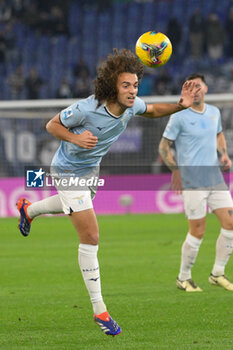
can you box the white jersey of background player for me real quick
[17,49,199,336]
[159,73,233,292]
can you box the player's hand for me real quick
[178,81,201,109]
[221,154,232,171]
[73,130,98,149]
[170,169,183,194]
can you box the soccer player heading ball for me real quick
[17,49,200,335]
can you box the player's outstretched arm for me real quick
[46,114,98,149]
[141,81,199,119]
[159,137,182,192]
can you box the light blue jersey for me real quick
[163,104,224,188]
[51,95,146,176]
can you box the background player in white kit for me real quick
[17,49,199,335]
[159,73,233,292]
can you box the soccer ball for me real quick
[135,31,172,68]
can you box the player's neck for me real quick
[105,102,126,117]
[190,102,205,113]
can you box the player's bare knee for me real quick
[189,219,206,238]
[191,231,205,239]
[221,220,233,231]
[85,230,99,245]
[189,222,206,239]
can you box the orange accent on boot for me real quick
[94,311,110,321]
[17,198,33,223]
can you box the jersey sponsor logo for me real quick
[201,120,206,129]
[63,107,73,119]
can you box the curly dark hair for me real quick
[94,48,144,106]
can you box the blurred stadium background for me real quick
[1,3,233,349]
[0,0,233,99]
[0,0,233,217]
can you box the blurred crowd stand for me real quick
[0,0,231,99]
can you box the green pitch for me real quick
[1,214,233,350]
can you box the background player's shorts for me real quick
[182,186,233,220]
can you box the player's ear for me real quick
[204,84,208,94]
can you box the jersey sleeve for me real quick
[60,101,85,128]
[132,96,147,115]
[216,108,222,134]
[163,114,181,140]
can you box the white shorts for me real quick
[182,187,233,220]
[57,188,96,214]
[52,166,99,215]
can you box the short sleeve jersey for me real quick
[163,104,224,188]
[51,95,146,175]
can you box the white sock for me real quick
[178,232,203,281]
[27,195,63,219]
[212,228,233,276]
[78,244,106,315]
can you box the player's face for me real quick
[116,73,139,109]
[190,78,208,105]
